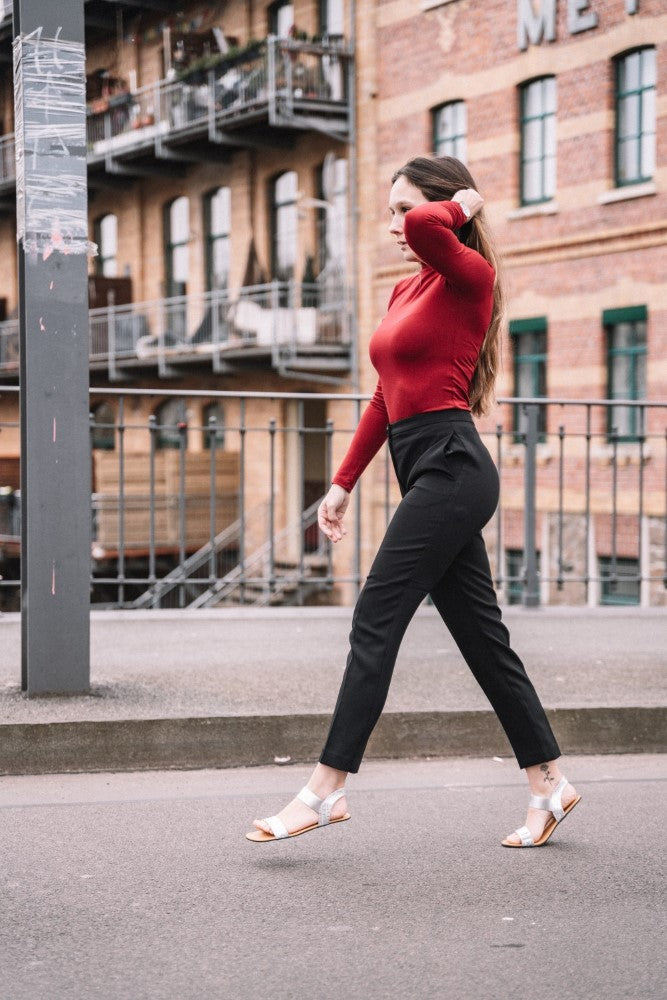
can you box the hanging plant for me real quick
[176,39,264,81]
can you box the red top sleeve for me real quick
[402,201,492,293]
[331,378,389,492]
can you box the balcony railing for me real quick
[0,278,352,379]
[0,390,666,611]
[86,36,353,164]
[0,38,352,192]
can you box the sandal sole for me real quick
[245,814,351,843]
[501,795,581,848]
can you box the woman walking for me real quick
[246,156,580,848]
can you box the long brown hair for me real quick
[392,156,505,417]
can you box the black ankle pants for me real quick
[320,408,560,773]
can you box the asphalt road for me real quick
[1,753,665,1000]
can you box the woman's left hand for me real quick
[318,484,350,543]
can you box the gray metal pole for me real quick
[14,0,90,693]
[522,403,540,608]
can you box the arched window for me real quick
[202,402,225,449]
[320,0,344,38]
[270,170,298,285]
[204,187,231,291]
[317,156,347,274]
[433,101,467,163]
[164,196,190,297]
[269,1,294,37]
[91,401,115,451]
[154,398,188,450]
[94,214,118,277]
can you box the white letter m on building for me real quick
[517,0,557,50]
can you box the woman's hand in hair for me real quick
[318,484,350,543]
[451,188,484,219]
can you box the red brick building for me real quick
[355,0,666,605]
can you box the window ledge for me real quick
[421,0,460,9]
[506,201,559,221]
[597,182,657,205]
[503,443,554,466]
[591,443,652,465]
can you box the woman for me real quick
[246,156,580,848]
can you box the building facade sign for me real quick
[518,0,639,51]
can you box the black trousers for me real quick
[320,408,560,773]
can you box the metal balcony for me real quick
[86,36,354,176]
[0,278,353,381]
[0,37,353,196]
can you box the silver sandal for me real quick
[246,786,350,843]
[502,776,581,848]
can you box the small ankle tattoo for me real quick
[540,764,555,786]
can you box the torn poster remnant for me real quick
[13,27,97,259]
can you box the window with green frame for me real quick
[599,556,640,606]
[509,317,547,439]
[519,77,556,205]
[505,548,541,605]
[433,101,467,163]
[204,187,231,292]
[91,401,115,451]
[615,47,656,187]
[154,398,188,451]
[604,306,647,442]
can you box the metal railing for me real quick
[0,389,665,610]
[86,36,353,161]
[0,278,351,379]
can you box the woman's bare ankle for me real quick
[308,763,348,799]
[526,760,564,795]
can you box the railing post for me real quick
[107,288,117,382]
[268,417,276,596]
[267,36,277,124]
[522,402,540,608]
[208,413,218,588]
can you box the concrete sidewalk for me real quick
[0,606,665,774]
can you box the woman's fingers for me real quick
[318,490,349,542]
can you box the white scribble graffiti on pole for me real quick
[13,26,97,258]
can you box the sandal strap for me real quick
[296,786,346,825]
[297,786,323,812]
[529,776,568,820]
[264,815,289,840]
[318,788,346,826]
[515,825,535,847]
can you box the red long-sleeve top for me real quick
[332,200,495,492]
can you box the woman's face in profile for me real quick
[388,175,427,263]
